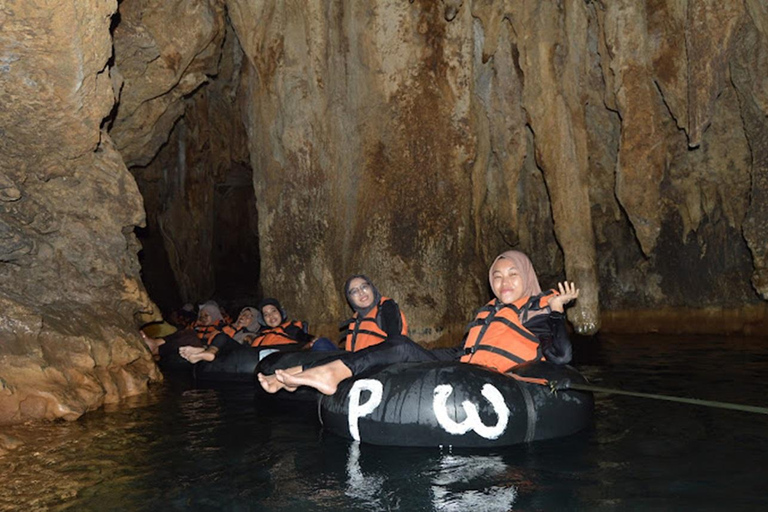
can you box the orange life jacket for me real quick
[194,320,236,346]
[460,291,558,373]
[344,297,408,352]
[250,320,306,347]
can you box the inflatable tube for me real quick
[318,361,593,448]
[193,343,302,383]
[254,350,345,403]
[156,330,202,373]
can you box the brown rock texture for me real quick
[226,0,767,337]
[109,0,227,168]
[0,0,161,425]
[2,0,768,424]
[230,0,486,339]
[102,0,768,342]
[735,1,768,299]
[111,1,259,310]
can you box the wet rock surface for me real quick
[1,0,768,424]
[0,0,161,425]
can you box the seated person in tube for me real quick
[249,298,314,347]
[251,297,348,351]
[141,300,231,358]
[258,250,578,395]
[339,274,408,352]
[231,306,262,344]
[167,303,197,330]
[178,301,239,364]
[256,273,408,388]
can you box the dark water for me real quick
[2,334,767,511]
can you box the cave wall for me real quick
[111,1,256,313]
[227,0,768,339]
[0,0,161,425]
[2,0,768,425]
[229,0,489,340]
[102,0,768,340]
[99,0,768,341]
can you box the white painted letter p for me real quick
[348,379,383,441]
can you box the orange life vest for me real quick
[344,297,408,352]
[194,321,236,346]
[460,291,558,373]
[250,320,306,347]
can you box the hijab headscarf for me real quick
[489,251,542,301]
[344,274,382,318]
[198,300,224,325]
[233,307,261,343]
[256,298,286,327]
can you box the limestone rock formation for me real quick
[118,9,255,309]
[117,0,768,342]
[109,0,227,168]
[226,0,767,337]
[2,0,768,425]
[0,0,160,425]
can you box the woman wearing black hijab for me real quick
[341,274,407,352]
[249,297,314,347]
[256,274,408,392]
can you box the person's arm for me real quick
[524,312,572,365]
[284,323,314,345]
[378,299,403,337]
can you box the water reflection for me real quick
[0,334,767,510]
[342,442,517,511]
[345,442,388,507]
[430,454,517,511]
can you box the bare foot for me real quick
[179,348,215,364]
[140,331,165,356]
[258,373,291,393]
[276,360,352,395]
[179,346,205,358]
[258,366,303,393]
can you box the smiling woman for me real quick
[248,298,315,348]
[256,274,409,393]
[341,274,409,352]
[462,251,578,372]
[177,302,238,364]
[258,251,578,396]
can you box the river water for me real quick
[1,334,767,511]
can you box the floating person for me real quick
[178,301,237,364]
[258,250,578,395]
[256,274,409,389]
[250,297,342,352]
[166,303,197,330]
[230,307,262,344]
[249,298,312,347]
[340,274,408,352]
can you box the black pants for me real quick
[305,335,462,375]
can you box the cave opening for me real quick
[132,120,260,320]
[211,162,262,310]
[113,6,260,322]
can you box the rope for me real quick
[554,381,768,416]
